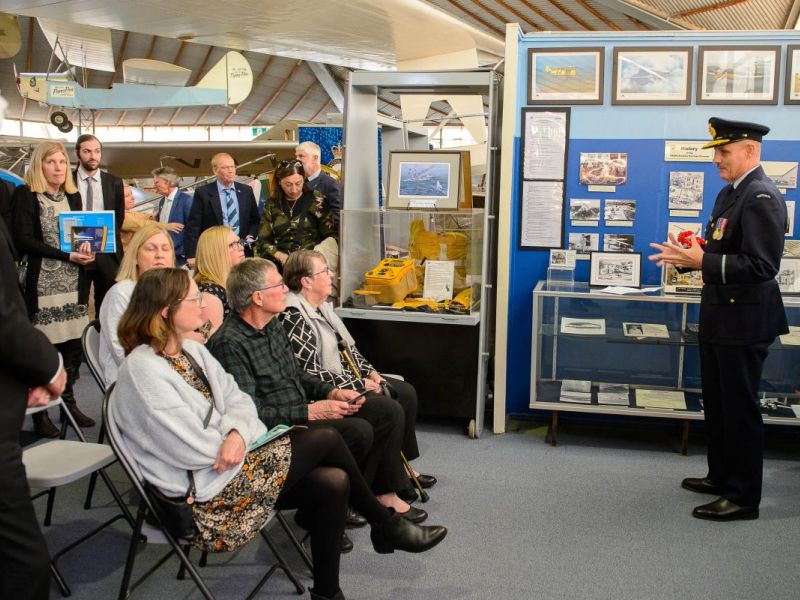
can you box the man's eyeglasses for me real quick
[182,291,204,306]
[257,280,288,292]
[309,267,332,277]
[228,240,244,249]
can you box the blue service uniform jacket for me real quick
[699,166,788,345]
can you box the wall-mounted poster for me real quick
[785,45,800,105]
[761,161,798,189]
[568,232,599,259]
[697,45,780,105]
[668,171,704,211]
[776,258,800,294]
[589,251,642,288]
[612,46,692,105]
[579,153,627,185]
[569,198,601,222]
[604,234,634,252]
[528,47,604,105]
[604,199,636,224]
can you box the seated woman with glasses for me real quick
[254,160,337,271]
[282,250,437,503]
[98,223,175,384]
[112,268,447,600]
[194,225,245,334]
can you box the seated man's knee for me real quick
[337,417,374,461]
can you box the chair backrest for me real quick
[82,319,108,393]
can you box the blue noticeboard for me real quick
[58,211,117,253]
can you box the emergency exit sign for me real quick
[252,127,268,137]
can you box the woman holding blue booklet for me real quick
[113,268,446,600]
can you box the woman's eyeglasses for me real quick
[309,267,332,277]
[279,159,303,168]
[182,291,204,306]
[228,240,244,249]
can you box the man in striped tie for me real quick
[184,152,260,267]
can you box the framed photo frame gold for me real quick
[611,46,692,106]
[528,47,604,105]
[697,45,780,105]
[386,150,471,210]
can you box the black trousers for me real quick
[308,394,407,495]
[87,262,117,312]
[276,427,391,597]
[0,441,50,600]
[383,376,420,461]
[32,337,83,426]
[699,340,770,507]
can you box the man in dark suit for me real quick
[0,177,14,230]
[296,141,340,228]
[184,152,260,267]
[74,134,125,310]
[0,216,66,599]
[650,118,788,521]
[152,166,193,265]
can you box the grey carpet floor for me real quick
[21,367,800,600]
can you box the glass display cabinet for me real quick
[530,281,800,453]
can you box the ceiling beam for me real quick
[542,0,594,30]
[111,31,129,83]
[439,0,504,36]
[249,59,304,125]
[193,104,213,127]
[307,62,345,112]
[492,0,545,31]
[574,0,621,30]
[465,0,526,33]
[678,0,750,17]
[309,99,333,123]
[278,81,317,122]
[590,0,689,29]
[168,45,215,126]
[785,0,800,28]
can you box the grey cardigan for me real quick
[111,340,267,501]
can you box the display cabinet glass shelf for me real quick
[530,281,800,453]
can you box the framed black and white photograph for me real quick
[528,47,604,105]
[569,198,601,222]
[568,232,599,259]
[550,249,577,268]
[604,199,636,224]
[776,258,800,294]
[668,171,704,211]
[785,45,800,105]
[697,45,780,105]
[603,233,634,252]
[589,251,641,288]
[623,322,670,338]
[612,46,692,105]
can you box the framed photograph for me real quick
[612,46,692,105]
[784,45,800,105]
[589,251,642,288]
[603,233,634,252]
[386,150,471,210]
[550,249,577,268]
[604,199,636,222]
[528,47,604,105]
[776,258,800,294]
[579,153,627,186]
[569,198,601,221]
[697,45,780,105]
[568,232,599,259]
[668,171,704,211]
[623,323,669,338]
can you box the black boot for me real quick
[33,411,60,438]
[309,589,345,600]
[62,403,96,428]
[370,511,447,554]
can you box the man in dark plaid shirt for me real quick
[208,258,423,521]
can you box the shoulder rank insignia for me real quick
[756,193,772,199]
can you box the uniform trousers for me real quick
[699,339,771,507]
[0,440,51,600]
[308,394,406,495]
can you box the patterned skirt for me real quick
[191,436,292,553]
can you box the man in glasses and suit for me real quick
[184,153,260,268]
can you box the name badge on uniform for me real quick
[712,217,728,240]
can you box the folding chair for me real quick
[80,319,109,510]
[103,384,307,599]
[23,398,136,597]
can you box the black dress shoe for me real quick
[345,508,367,529]
[33,413,60,438]
[340,532,354,554]
[310,588,345,600]
[692,497,759,521]
[413,474,437,489]
[62,405,96,428]
[370,512,447,554]
[398,505,427,524]
[397,487,418,503]
[681,477,723,496]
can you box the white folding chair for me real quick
[80,319,110,510]
[104,384,307,600]
[23,398,135,597]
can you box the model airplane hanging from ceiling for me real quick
[14,18,253,132]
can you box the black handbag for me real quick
[145,351,215,542]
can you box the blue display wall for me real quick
[505,31,800,417]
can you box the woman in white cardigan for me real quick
[112,268,446,600]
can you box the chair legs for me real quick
[256,529,306,597]
[277,511,314,572]
[84,424,108,509]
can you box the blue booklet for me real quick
[58,211,116,253]
[249,424,306,451]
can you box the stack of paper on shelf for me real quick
[780,326,800,345]
[597,382,630,406]
[635,389,686,410]
[560,379,592,404]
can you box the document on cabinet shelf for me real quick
[597,383,630,406]
[520,181,563,248]
[635,389,686,410]
[622,323,669,338]
[560,317,606,335]
[779,325,800,345]
[560,379,592,404]
[597,286,661,295]
[523,110,567,180]
[422,260,455,301]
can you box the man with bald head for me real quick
[184,152,260,266]
[650,118,788,521]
